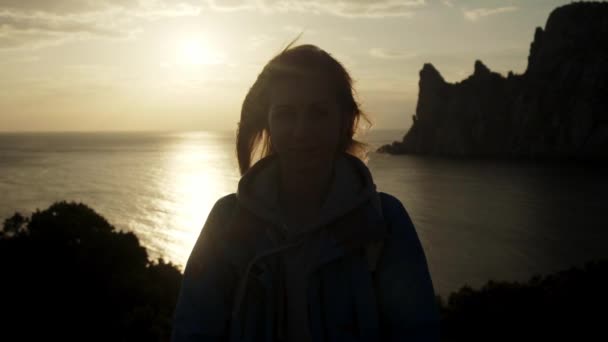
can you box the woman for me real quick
[171,43,439,342]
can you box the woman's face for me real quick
[268,73,344,173]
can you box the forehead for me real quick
[268,73,336,107]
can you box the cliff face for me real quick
[379,2,608,160]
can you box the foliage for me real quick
[0,201,183,342]
[437,259,608,341]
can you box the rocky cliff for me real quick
[379,2,608,161]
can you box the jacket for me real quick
[171,152,440,341]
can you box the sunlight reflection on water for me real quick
[154,131,240,268]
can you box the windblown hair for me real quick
[236,38,371,175]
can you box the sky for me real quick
[0,0,577,132]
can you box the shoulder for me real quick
[214,193,237,210]
[200,193,237,237]
[206,193,265,245]
[377,192,414,228]
[378,192,404,211]
[376,192,423,252]
[187,194,239,263]
[209,193,237,219]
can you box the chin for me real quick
[289,158,331,172]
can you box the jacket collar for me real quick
[236,151,378,240]
[229,151,389,332]
[232,151,388,275]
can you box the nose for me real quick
[292,110,310,142]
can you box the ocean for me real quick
[0,129,606,297]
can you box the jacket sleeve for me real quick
[171,194,238,342]
[375,193,440,342]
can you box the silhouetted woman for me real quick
[171,43,439,342]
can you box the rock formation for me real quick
[379,2,608,161]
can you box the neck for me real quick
[278,159,335,213]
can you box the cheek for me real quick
[303,116,342,147]
[268,119,290,152]
[320,115,344,146]
[317,128,339,147]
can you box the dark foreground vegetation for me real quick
[1,201,606,341]
[0,202,182,342]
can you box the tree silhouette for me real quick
[0,201,182,342]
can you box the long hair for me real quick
[236,38,372,175]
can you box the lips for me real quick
[288,146,319,153]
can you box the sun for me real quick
[175,38,220,66]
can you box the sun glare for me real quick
[175,38,221,66]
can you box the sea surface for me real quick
[1,129,606,296]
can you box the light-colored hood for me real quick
[236,151,378,241]
[231,151,385,339]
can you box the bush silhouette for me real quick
[438,259,608,341]
[0,201,182,342]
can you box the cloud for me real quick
[207,0,427,18]
[0,1,201,49]
[0,10,139,49]
[207,0,256,12]
[0,11,128,36]
[132,2,201,19]
[0,0,202,18]
[464,6,518,22]
[0,28,68,49]
[441,0,454,8]
[0,0,140,15]
[369,48,417,60]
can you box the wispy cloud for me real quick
[0,1,201,49]
[0,11,128,36]
[441,0,455,8]
[369,48,417,60]
[131,3,202,19]
[207,0,427,18]
[464,6,518,22]
[206,0,256,12]
[0,27,69,49]
[0,10,139,49]
[0,0,145,15]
